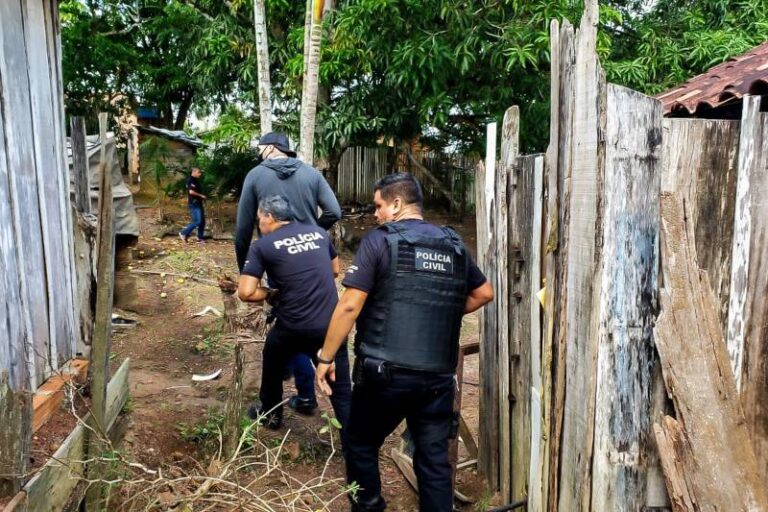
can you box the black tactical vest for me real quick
[356,222,469,373]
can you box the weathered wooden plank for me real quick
[23,358,130,512]
[652,416,697,512]
[507,155,541,501]
[527,154,545,512]
[557,0,606,507]
[498,107,516,501]
[0,373,32,497]
[477,122,500,488]
[24,0,74,374]
[661,118,739,329]
[0,55,27,391]
[70,118,90,214]
[547,19,575,512]
[655,192,768,512]
[45,0,79,363]
[725,95,768,480]
[590,84,666,511]
[0,0,50,390]
[537,19,560,512]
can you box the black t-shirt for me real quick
[242,222,338,330]
[342,219,487,293]
[187,176,203,206]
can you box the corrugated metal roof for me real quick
[656,40,768,116]
[136,125,205,148]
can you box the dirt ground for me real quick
[91,191,492,509]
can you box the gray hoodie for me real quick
[235,157,341,271]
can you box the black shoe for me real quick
[246,402,282,430]
[287,395,318,416]
[350,495,386,512]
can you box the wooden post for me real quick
[220,278,244,458]
[546,19,575,512]
[725,95,768,480]
[449,348,466,498]
[70,116,90,214]
[655,192,768,511]
[477,122,500,489]
[0,373,31,498]
[85,113,114,512]
[497,107,516,501]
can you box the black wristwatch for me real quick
[316,351,333,365]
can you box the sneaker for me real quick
[196,239,206,244]
[178,232,188,243]
[288,395,318,416]
[247,402,282,430]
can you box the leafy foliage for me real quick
[62,0,768,156]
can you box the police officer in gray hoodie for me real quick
[235,132,343,417]
[235,133,342,270]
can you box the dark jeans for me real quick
[346,366,455,512]
[259,323,352,443]
[287,353,317,402]
[181,203,205,240]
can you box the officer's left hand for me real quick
[316,362,336,396]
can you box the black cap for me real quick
[259,132,297,157]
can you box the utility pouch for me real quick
[449,411,460,439]
[354,357,391,387]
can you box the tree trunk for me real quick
[299,0,324,164]
[174,91,193,131]
[253,0,272,134]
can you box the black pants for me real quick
[345,363,455,512]
[259,323,352,442]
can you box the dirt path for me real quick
[111,202,487,510]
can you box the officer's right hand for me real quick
[316,361,335,396]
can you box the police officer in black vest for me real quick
[315,173,494,511]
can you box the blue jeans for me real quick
[181,203,205,240]
[287,353,316,402]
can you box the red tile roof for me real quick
[656,41,768,116]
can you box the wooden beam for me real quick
[401,145,462,211]
[85,112,114,512]
[17,359,129,512]
[31,359,89,433]
[655,193,768,511]
[69,116,90,214]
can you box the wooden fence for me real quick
[476,4,768,510]
[336,145,476,212]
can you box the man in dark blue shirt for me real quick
[238,195,351,435]
[180,167,206,243]
[315,173,493,511]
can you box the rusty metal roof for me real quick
[656,40,768,116]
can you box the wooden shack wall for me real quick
[0,0,77,392]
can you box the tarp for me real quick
[66,133,140,237]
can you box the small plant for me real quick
[178,409,225,446]
[474,487,493,511]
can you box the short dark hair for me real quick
[258,195,293,222]
[374,172,423,208]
